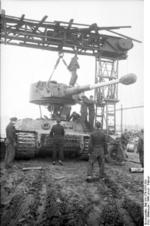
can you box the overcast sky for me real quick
[1,0,144,135]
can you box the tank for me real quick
[15,73,137,159]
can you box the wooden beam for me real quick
[16,14,25,30]
[66,19,74,30]
[108,30,142,43]
[32,15,48,32]
[54,20,131,30]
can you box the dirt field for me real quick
[0,152,143,226]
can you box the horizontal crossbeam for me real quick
[0,12,135,58]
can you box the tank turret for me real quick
[30,73,137,106]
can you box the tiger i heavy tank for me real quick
[14,74,137,159]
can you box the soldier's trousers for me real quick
[87,147,105,177]
[89,111,94,130]
[52,138,64,161]
[121,143,128,160]
[4,143,15,168]
[139,152,144,167]
[69,71,78,86]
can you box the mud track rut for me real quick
[0,157,143,226]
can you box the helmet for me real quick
[10,117,17,122]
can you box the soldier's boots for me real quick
[58,160,63,165]
[86,176,93,182]
[52,161,63,165]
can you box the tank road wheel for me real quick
[109,146,118,160]
[16,131,38,159]
[107,142,124,163]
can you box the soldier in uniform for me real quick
[87,121,107,181]
[4,117,17,168]
[88,95,95,131]
[137,129,144,167]
[80,95,89,129]
[68,55,80,86]
[50,118,65,165]
[68,111,81,121]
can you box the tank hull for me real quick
[15,118,89,159]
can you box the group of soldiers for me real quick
[47,94,95,132]
[4,116,144,181]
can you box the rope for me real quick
[62,58,68,68]
[48,56,61,82]
[48,52,68,82]
[47,51,79,83]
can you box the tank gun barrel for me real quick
[65,73,137,96]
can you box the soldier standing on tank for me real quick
[80,95,89,129]
[87,121,107,181]
[4,117,17,168]
[50,118,65,165]
[68,111,81,121]
[137,129,144,167]
[88,95,95,131]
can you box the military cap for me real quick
[10,117,17,122]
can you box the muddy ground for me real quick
[0,152,143,226]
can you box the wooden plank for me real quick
[32,15,48,32]
[129,168,143,173]
[22,166,42,171]
[16,14,25,30]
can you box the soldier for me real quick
[87,121,107,181]
[80,95,89,127]
[4,117,17,168]
[68,55,80,86]
[88,95,95,131]
[121,129,129,160]
[68,111,81,121]
[50,118,65,165]
[137,129,144,167]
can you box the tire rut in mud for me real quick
[38,172,91,226]
[98,175,143,226]
[16,169,47,226]
[0,164,143,226]
[33,172,143,226]
[25,172,143,226]
[0,169,46,226]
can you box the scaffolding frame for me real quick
[95,57,119,134]
[0,12,133,58]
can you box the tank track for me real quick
[16,131,89,159]
[42,134,81,152]
[16,131,37,159]
[40,134,89,158]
